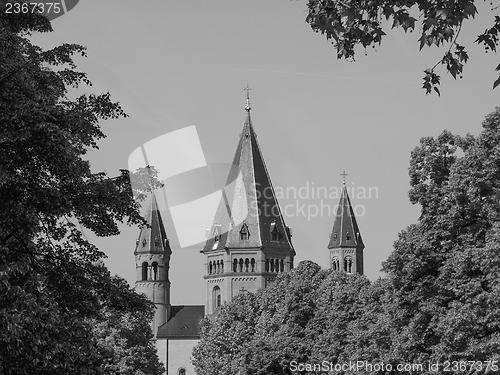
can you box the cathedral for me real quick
[133,95,365,375]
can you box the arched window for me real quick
[212,286,221,312]
[239,259,243,272]
[251,258,255,272]
[152,262,158,280]
[332,258,339,271]
[346,232,351,241]
[270,259,275,272]
[221,260,224,273]
[233,259,238,272]
[141,262,148,281]
[209,261,213,275]
[265,259,269,272]
[344,256,353,273]
[216,260,220,274]
[245,258,249,272]
[345,256,353,273]
[280,259,284,272]
[178,368,186,375]
[275,259,279,273]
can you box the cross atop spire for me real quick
[340,170,348,185]
[244,84,252,112]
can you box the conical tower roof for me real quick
[203,102,294,254]
[328,184,364,249]
[134,193,171,255]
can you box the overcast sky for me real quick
[33,0,500,304]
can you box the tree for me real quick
[193,291,262,374]
[192,261,375,375]
[90,272,164,375]
[305,0,500,94]
[0,2,162,374]
[383,108,500,370]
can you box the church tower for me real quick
[328,174,365,274]
[134,193,172,335]
[202,89,295,314]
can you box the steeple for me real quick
[202,92,295,314]
[328,175,365,274]
[203,93,293,253]
[134,193,172,335]
[134,194,171,257]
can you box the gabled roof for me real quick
[134,193,171,256]
[328,184,364,249]
[203,106,294,254]
[156,305,205,339]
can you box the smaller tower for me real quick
[328,172,365,274]
[134,193,172,336]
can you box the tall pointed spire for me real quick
[328,185,364,249]
[134,193,171,256]
[203,91,293,252]
[328,174,364,274]
[134,193,171,334]
[202,93,295,314]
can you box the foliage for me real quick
[193,261,376,374]
[91,272,164,375]
[383,108,500,368]
[305,0,500,94]
[0,2,163,374]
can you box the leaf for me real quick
[423,18,436,32]
[493,76,500,90]
[402,17,416,32]
[464,2,477,18]
[436,8,451,19]
[343,8,357,23]
[419,33,427,50]
[487,38,496,52]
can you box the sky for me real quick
[32,0,500,305]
